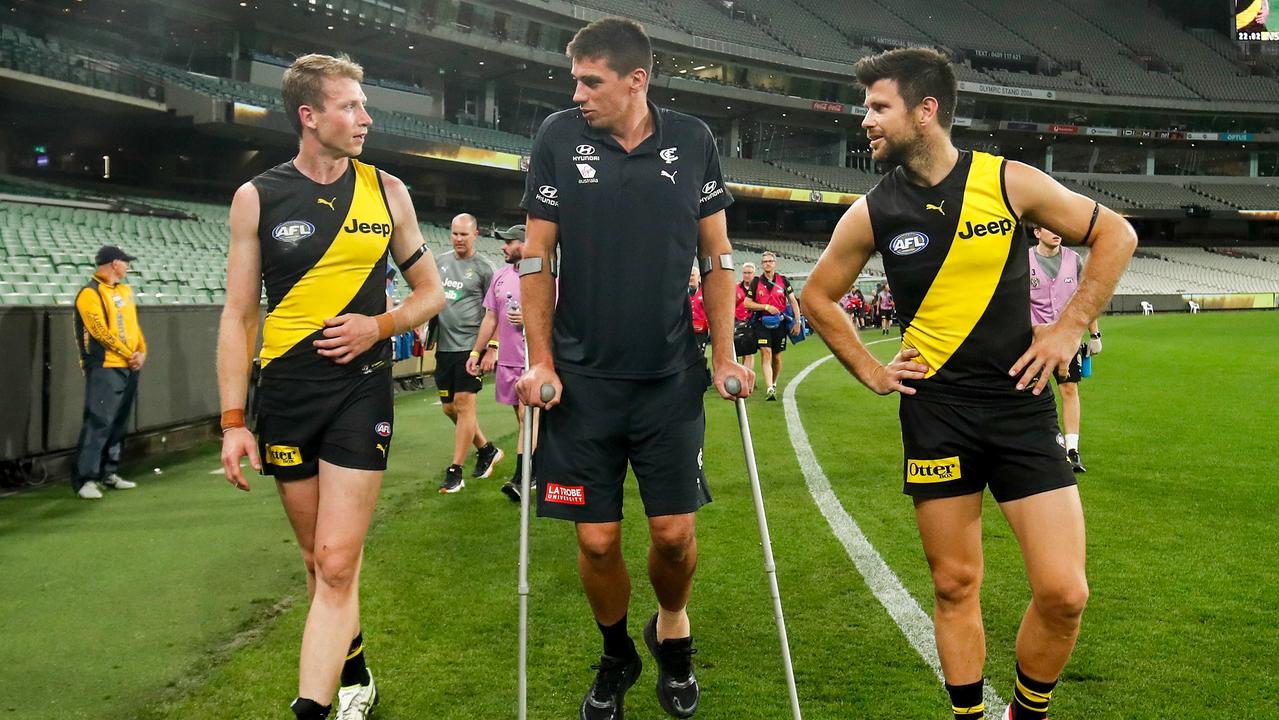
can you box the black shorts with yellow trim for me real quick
[535,363,712,523]
[434,350,483,403]
[898,395,1075,503]
[256,368,394,481]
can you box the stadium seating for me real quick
[772,161,880,193]
[720,156,825,190]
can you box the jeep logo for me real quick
[888,231,929,256]
[342,217,392,236]
[272,220,314,243]
[576,144,595,156]
[958,217,1015,240]
[538,185,558,199]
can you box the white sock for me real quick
[1066,433,1079,452]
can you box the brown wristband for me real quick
[221,409,246,432]
[375,312,396,340]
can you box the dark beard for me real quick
[880,130,928,171]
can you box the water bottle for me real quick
[1081,353,1093,378]
[505,292,519,314]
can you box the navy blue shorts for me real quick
[536,364,712,522]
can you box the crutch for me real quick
[518,326,555,720]
[725,376,802,720]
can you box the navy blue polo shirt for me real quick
[521,102,734,379]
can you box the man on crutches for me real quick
[516,18,752,719]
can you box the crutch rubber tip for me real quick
[725,377,742,396]
[540,384,556,403]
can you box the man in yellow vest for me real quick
[73,245,147,499]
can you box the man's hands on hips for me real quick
[517,361,562,409]
[713,358,755,400]
[1010,322,1084,395]
[314,313,380,364]
[220,427,260,491]
[868,347,929,396]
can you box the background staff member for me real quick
[742,251,800,401]
[434,212,502,494]
[515,17,752,720]
[1028,223,1102,473]
[72,245,146,500]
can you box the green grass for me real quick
[2,311,1276,719]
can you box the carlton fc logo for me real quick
[888,231,929,256]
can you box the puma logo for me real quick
[926,201,945,215]
[376,443,387,458]
[661,170,678,185]
[316,197,336,211]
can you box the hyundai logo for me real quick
[576,144,596,155]
[538,185,558,199]
[702,181,717,194]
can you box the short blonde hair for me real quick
[282,53,364,136]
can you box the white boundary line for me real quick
[782,342,1007,714]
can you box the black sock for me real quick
[513,454,524,480]
[945,679,986,720]
[340,630,369,687]
[290,697,331,720]
[597,615,637,659]
[1012,664,1057,720]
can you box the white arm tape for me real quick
[698,253,735,275]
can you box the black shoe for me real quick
[643,614,700,718]
[1067,449,1087,473]
[500,479,521,502]
[472,443,504,479]
[439,464,465,494]
[580,652,642,720]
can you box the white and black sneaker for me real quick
[643,613,700,718]
[76,482,104,499]
[102,473,137,489]
[765,384,777,402]
[439,465,466,494]
[472,443,504,479]
[580,652,642,720]
[336,668,378,719]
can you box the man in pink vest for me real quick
[1028,224,1103,473]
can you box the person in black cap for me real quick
[72,245,146,499]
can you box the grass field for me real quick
[2,311,1276,719]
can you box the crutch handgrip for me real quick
[725,376,742,397]
[540,383,556,404]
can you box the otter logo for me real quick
[958,217,1015,240]
[888,231,929,256]
[272,220,314,244]
[906,456,961,484]
[265,444,302,467]
[660,147,679,164]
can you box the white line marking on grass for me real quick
[783,344,1006,714]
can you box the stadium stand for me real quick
[1083,180,1236,211]
[1188,184,1279,211]
[772,161,880,194]
[736,0,866,64]
[648,0,791,53]
[720,156,825,190]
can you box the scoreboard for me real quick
[1235,0,1275,41]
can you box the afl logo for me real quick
[888,231,929,256]
[576,144,596,156]
[538,185,558,199]
[272,220,314,244]
[375,421,391,437]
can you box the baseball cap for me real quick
[494,224,526,242]
[95,245,137,265]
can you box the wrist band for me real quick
[469,351,481,358]
[221,409,245,432]
[487,339,500,348]
[375,313,396,340]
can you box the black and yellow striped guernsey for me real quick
[867,150,1043,405]
[251,159,392,380]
